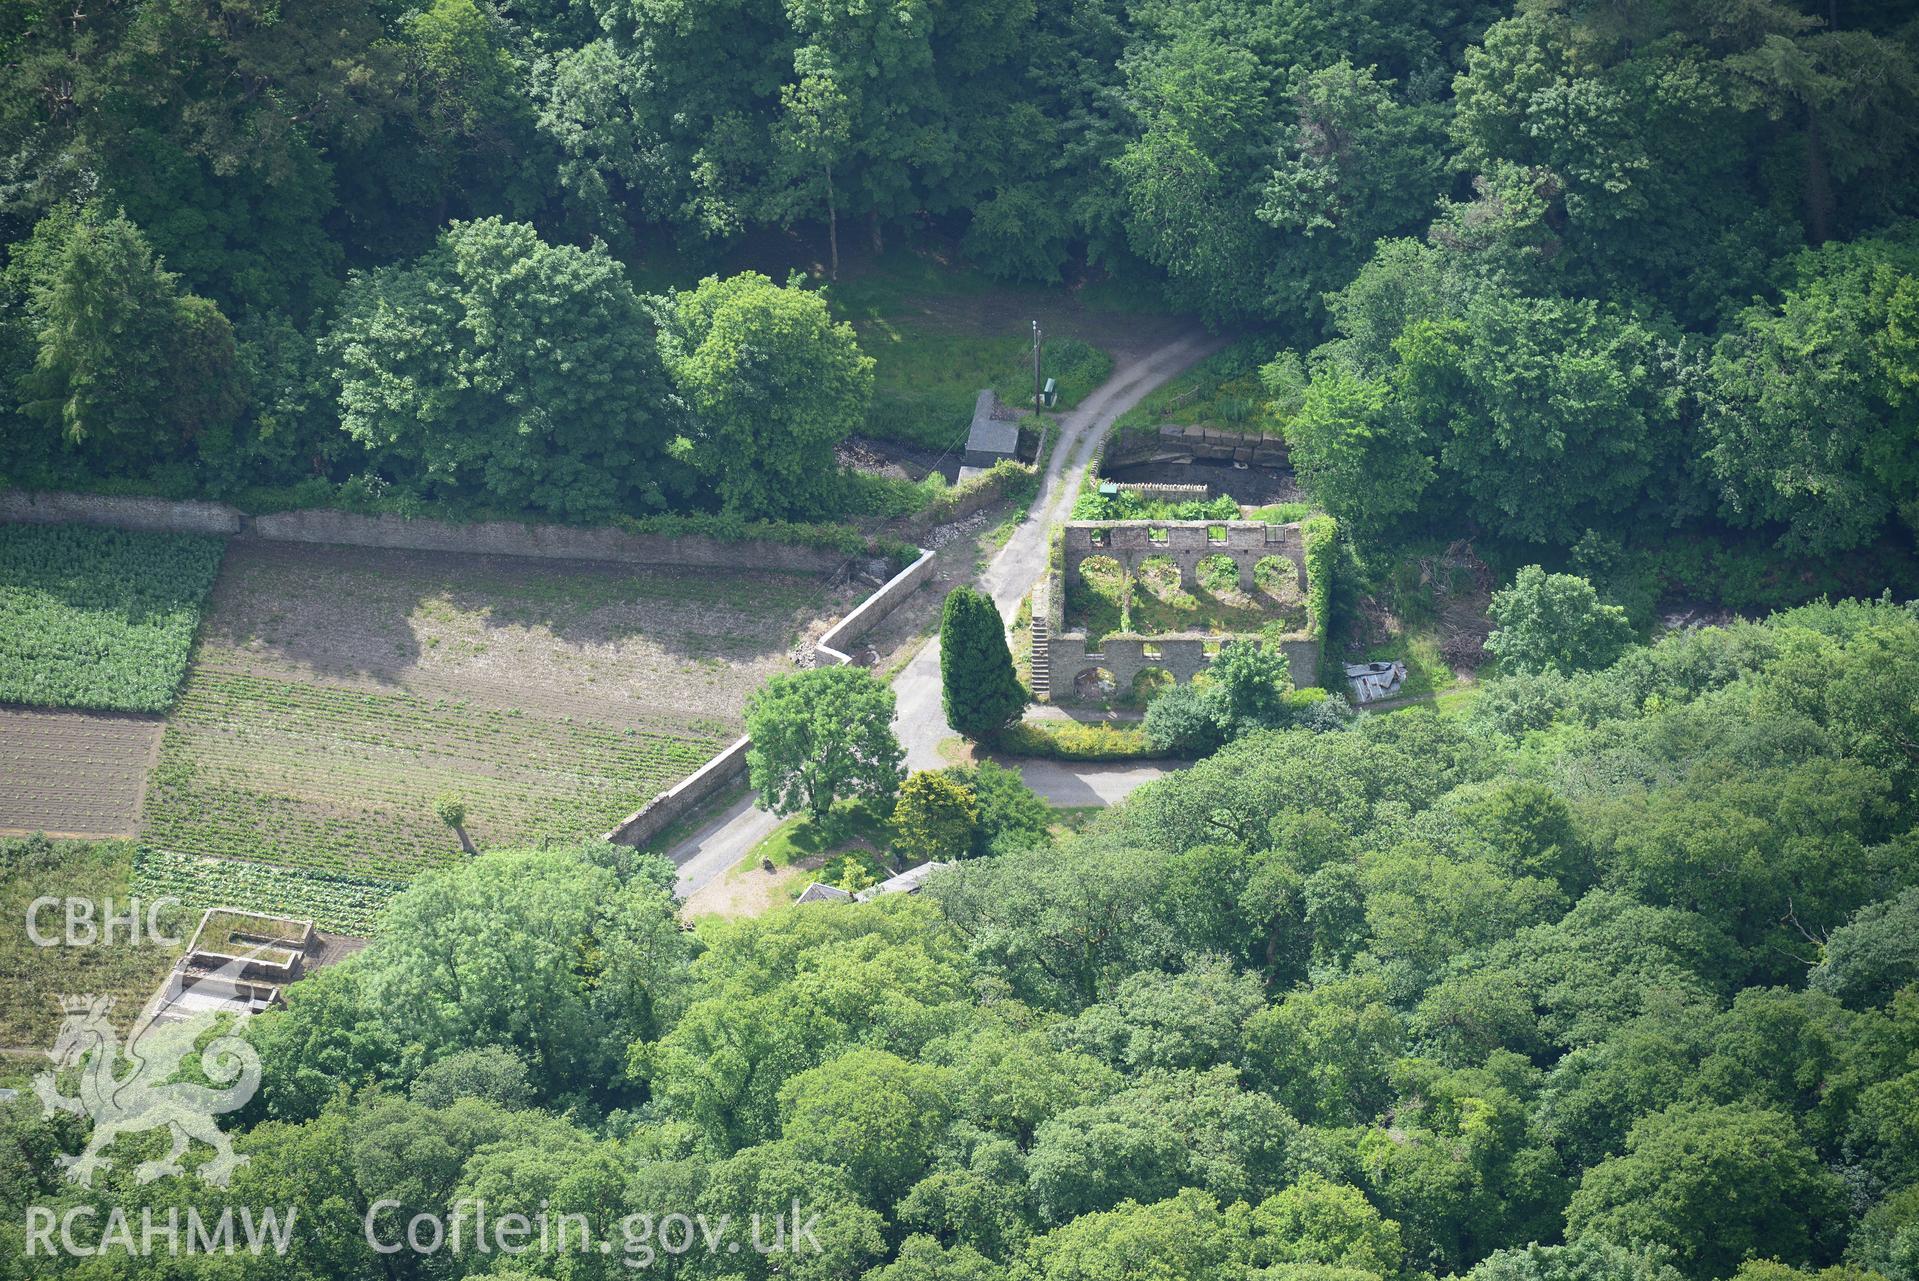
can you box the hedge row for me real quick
[996,718,1163,761]
[903,460,1038,537]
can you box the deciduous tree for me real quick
[18,207,243,470]
[1486,566,1634,675]
[1704,232,1919,554]
[327,218,671,519]
[1210,641,1292,733]
[1276,363,1433,542]
[942,760,1052,858]
[745,666,904,820]
[1567,1103,1846,1279]
[661,271,873,519]
[892,771,980,865]
[778,1048,955,1200]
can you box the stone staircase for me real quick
[1028,585,1051,701]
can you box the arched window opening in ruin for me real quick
[1073,666,1118,700]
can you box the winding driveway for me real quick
[669,329,1223,896]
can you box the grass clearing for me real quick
[0,523,225,712]
[1049,807,1103,837]
[1427,688,1482,717]
[684,802,895,920]
[858,327,1110,448]
[1358,631,1458,701]
[991,337,1112,414]
[1242,502,1313,524]
[813,248,1171,448]
[640,240,1176,450]
[996,719,1161,761]
[1339,539,1492,700]
[1068,555,1309,647]
[1110,338,1278,446]
[0,836,189,1062]
[741,801,892,874]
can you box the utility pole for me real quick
[1032,320,1044,411]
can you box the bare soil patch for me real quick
[1431,540,1496,672]
[838,435,959,483]
[0,707,161,838]
[1104,457,1303,506]
[857,503,1016,672]
[198,542,852,723]
[681,854,830,920]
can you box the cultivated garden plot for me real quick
[0,706,161,838]
[0,523,225,712]
[135,542,844,923]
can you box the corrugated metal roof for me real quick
[855,860,953,901]
[1343,660,1407,704]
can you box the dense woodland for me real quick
[5,599,1918,1279]
[5,0,1919,1277]
[2,0,1917,559]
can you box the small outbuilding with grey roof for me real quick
[961,390,1020,476]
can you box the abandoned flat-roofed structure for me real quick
[1345,660,1408,704]
[961,390,1020,477]
[146,907,364,1024]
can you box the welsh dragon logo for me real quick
[33,955,263,1188]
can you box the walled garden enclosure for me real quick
[1034,519,1332,703]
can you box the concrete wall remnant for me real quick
[1117,481,1210,501]
[1102,424,1289,468]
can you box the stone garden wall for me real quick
[1044,629,1321,697]
[1104,424,1289,467]
[0,491,857,575]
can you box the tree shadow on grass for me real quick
[197,541,837,684]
